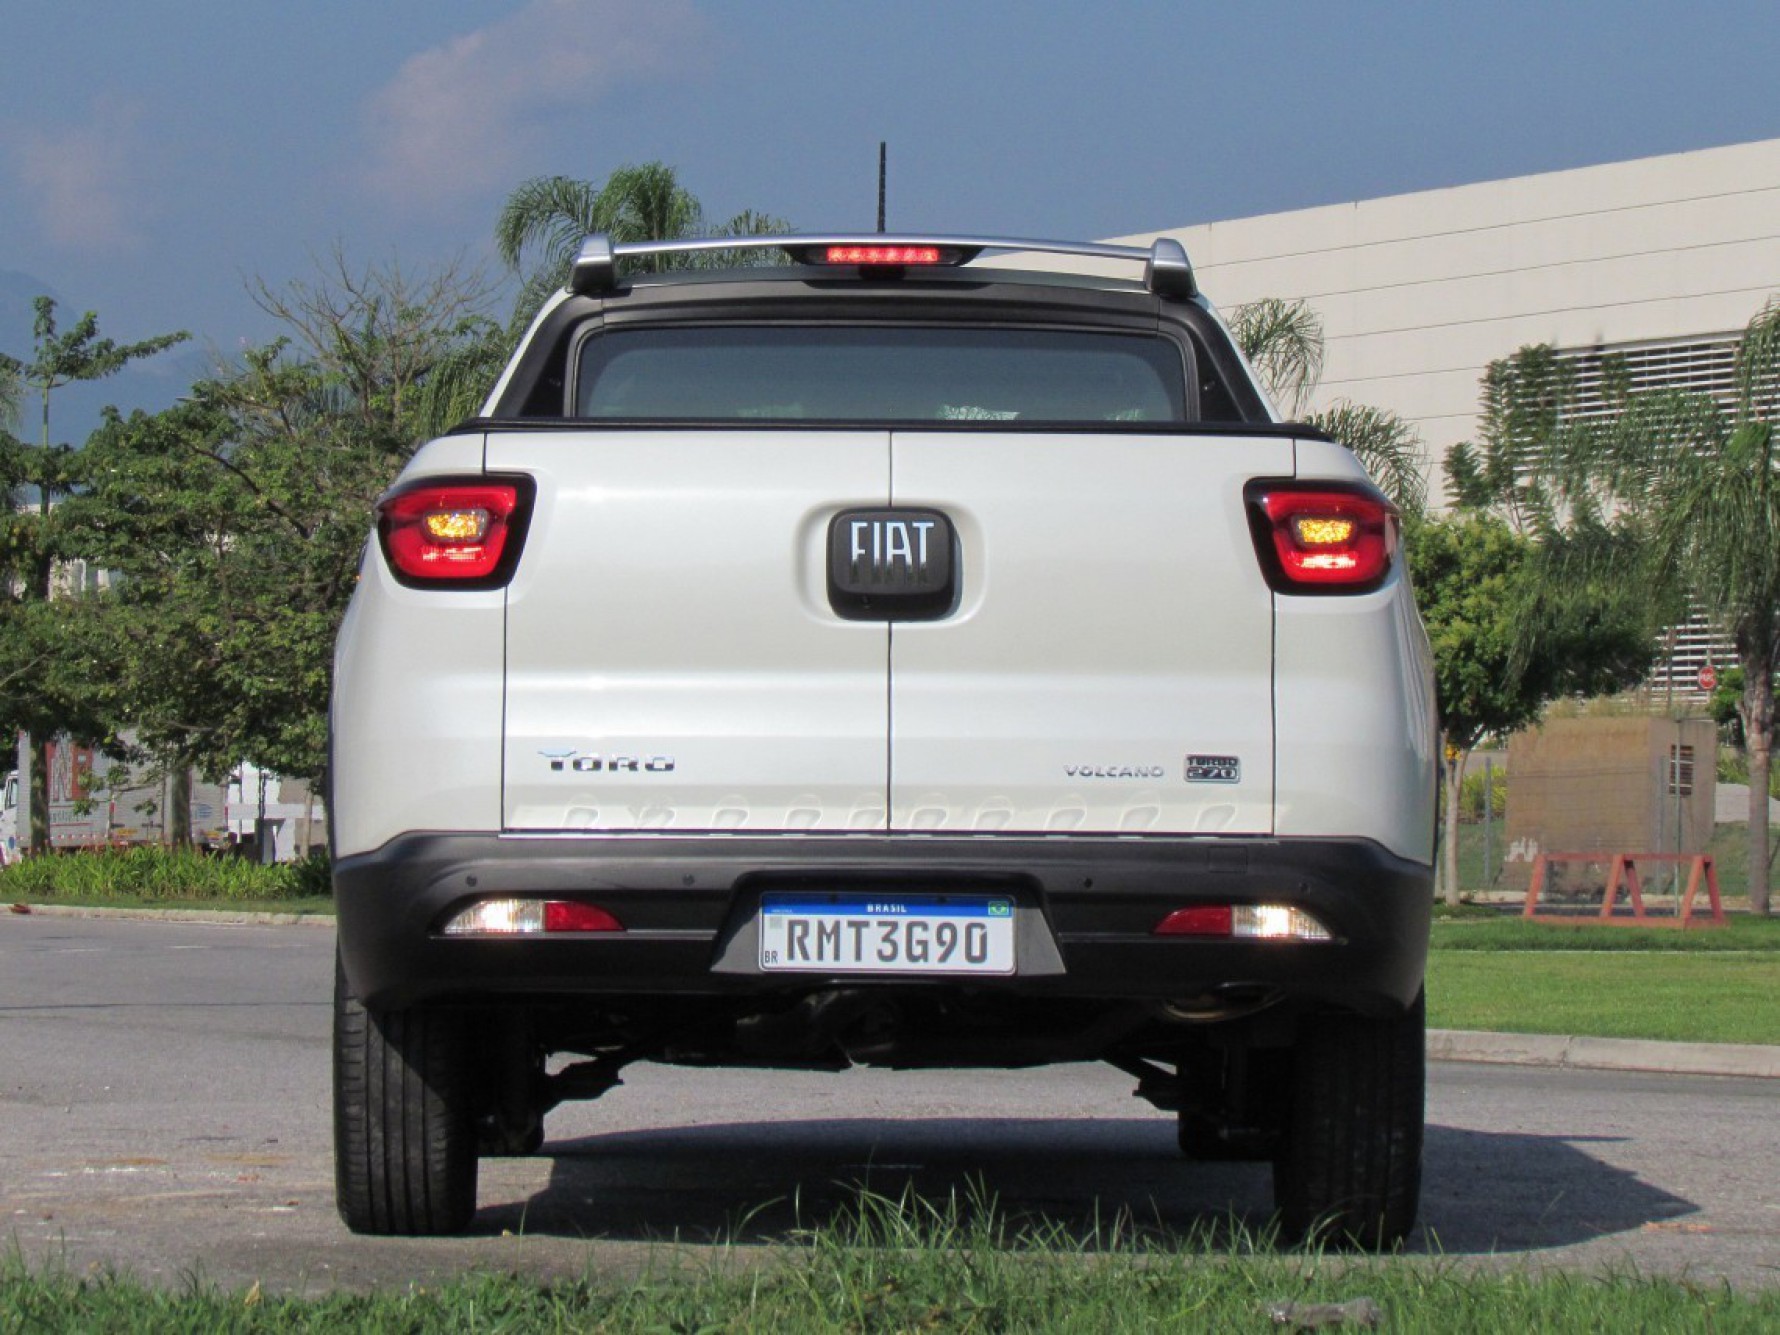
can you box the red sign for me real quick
[1698,664,1717,692]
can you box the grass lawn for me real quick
[1429,915,1780,950]
[7,1199,1780,1331]
[1427,949,1780,1043]
[7,894,335,917]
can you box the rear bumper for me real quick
[335,832,1431,1016]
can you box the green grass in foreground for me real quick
[6,1191,1779,1332]
[1427,949,1780,1043]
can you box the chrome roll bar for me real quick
[570,232,1196,299]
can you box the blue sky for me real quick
[4,0,1780,414]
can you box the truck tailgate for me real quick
[888,431,1288,834]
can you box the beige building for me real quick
[1070,137,1780,698]
[1109,136,1780,477]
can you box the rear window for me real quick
[574,326,1189,423]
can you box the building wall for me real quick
[1504,716,1717,892]
[1094,138,1780,484]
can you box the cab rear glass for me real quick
[573,326,1190,423]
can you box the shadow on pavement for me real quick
[469,1116,1696,1254]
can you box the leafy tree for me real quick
[1550,298,1780,914]
[0,299,187,603]
[0,358,19,425]
[1407,514,1659,902]
[57,258,495,807]
[0,298,187,850]
[247,248,496,432]
[1430,342,1691,902]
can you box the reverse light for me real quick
[377,477,532,587]
[422,508,493,543]
[441,899,624,936]
[1247,483,1397,592]
[1155,903,1333,942]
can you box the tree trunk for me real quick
[1442,745,1466,906]
[27,737,49,855]
[26,506,54,854]
[297,785,314,859]
[169,765,193,848]
[1742,651,1774,916]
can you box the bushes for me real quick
[1457,766,1507,822]
[0,845,328,904]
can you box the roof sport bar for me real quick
[570,233,1196,300]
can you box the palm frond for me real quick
[1735,295,1780,418]
[1303,400,1427,514]
[1228,297,1325,414]
[410,334,511,440]
[494,175,605,274]
[689,210,796,270]
[597,162,704,270]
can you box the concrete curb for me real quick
[1429,1028,1780,1080]
[6,903,336,928]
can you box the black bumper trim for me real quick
[334,832,1431,1014]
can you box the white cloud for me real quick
[360,0,706,207]
[2,98,151,250]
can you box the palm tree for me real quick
[1559,298,1780,915]
[1231,296,1427,514]
[1304,400,1428,515]
[1230,296,1326,418]
[495,162,790,319]
[446,163,795,433]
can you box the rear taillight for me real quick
[1246,482,1397,593]
[377,476,533,588]
[1155,903,1333,942]
[441,899,624,936]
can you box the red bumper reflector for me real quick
[440,897,624,935]
[543,901,624,933]
[1155,905,1234,937]
[1155,903,1335,942]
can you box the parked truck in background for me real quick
[2,740,230,854]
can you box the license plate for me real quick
[759,894,1015,974]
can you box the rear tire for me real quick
[333,954,478,1235]
[1272,990,1424,1249]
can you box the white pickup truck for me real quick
[329,234,1437,1244]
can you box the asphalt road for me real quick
[2,914,1776,1294]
